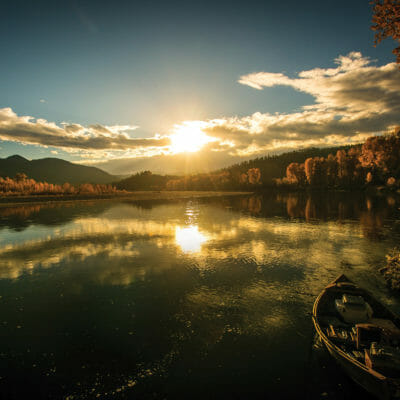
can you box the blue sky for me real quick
[0,0,399,173]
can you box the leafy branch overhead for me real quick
[371,0,400,63]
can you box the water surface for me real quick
[0,192,399,399]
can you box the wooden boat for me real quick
[313,274,400,399]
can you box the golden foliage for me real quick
[371,0,400,63]
[0,176,118,196]
[280,130,400,188]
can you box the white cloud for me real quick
[198,52,400,155]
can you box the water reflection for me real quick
[0,192,399,283]
[175,225,208,253]
[0,193,399,399]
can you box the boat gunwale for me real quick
[312,274,389,382]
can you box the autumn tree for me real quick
[360,131,400,180]
[326,154,338,187]
[304,157,327,186]
[247,168,261,185]
[286,162,306,186]
[371,0,400,63]
[15,172,28,182]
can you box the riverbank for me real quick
[0,190,252,207]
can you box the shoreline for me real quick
[0,190,252,207]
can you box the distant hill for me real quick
[0,155,117,184]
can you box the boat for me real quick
[313,274,400,399]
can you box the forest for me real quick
[278,129,400,190]
[0,173,118,196]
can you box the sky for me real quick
[1,0,399,175]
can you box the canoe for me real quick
[312,274,400,399]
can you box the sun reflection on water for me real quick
[175,225,208,253]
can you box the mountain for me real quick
[0,155,117,184]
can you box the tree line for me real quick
[0,173,118,196]
[278,130,400,189]
[116,168,262,191]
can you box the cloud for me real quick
[224,52,400,153]
[0,108,170,152]
[1,52,399,167]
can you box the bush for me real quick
[381,249,400,290]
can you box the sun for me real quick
[169,122,212,153]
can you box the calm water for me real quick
[1,192,400,399]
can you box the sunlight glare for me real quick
[175,225,208,253]
[169,122,212,153]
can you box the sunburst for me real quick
[169,122,213,153]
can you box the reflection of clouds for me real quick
[0,238,142,280]
[0,200,394,287]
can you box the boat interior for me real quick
[317,280,400,378]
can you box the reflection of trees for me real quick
[286,195,304,219]
[279,192,399,239]
[224,192,399,240]
[239,196,262,215]
[0,204,44,219]
[0,201,112,231]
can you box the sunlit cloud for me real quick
[227,52,400,153]
[0,107,170,152]
[189,53,400,157]
[1,52,399,169]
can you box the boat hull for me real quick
[313,274,400,399]
[323,336,391,399]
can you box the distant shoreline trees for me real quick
[164,167,261,191]
[0,173,119,196]
[277,130,400,190]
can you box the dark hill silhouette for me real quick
[115,171,178,191]
[0,155,116,184]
